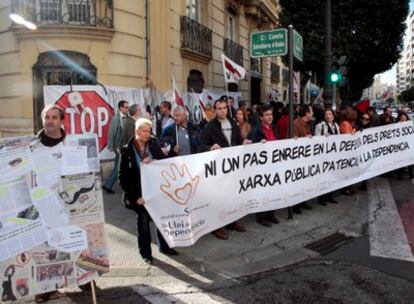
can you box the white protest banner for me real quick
[142,122,414,247]
[44,86,242,159]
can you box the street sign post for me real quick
[249,26,303,220]
[250,29,288,58]
[293,30,303,61]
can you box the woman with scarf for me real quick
[314,109,340,205]
[119,118,178,265]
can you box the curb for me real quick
[102,184,371,281]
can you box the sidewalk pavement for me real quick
[18,179,373,303]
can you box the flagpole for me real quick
[222,54,245,120]
[170,66,179,147]
[173,75,179,147]
[225,82,233,119]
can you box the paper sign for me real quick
[61,146,88,175]
[47,225,87,253]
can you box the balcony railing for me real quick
[11,0,114,28]
[224,38,243,66]
[180,16,212,62]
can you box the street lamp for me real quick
[9,13,37,30]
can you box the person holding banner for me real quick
[119,118,178,265]
[292,105,314,214]
[250,104,281,227]
[198,97,251,240]
[338,107,358,195]
[234,108,252,140]
[314,109,340,205]
[395,112,414,183]
[160,106,201,156]
[103,100,130,194]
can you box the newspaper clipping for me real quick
[0,135,109,302]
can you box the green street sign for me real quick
[250,28,287,58]
[293,30,303,61]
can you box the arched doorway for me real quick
[32,51,97,132]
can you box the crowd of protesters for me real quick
[106,97,414,265]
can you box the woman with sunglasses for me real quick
[356,112,372,191]
[396,112,414,182]
[356,113,372,131]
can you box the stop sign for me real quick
[55,91,114,152]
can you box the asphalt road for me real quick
[15,174,414,303]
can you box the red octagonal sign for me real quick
[55,91,114,152]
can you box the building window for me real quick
[186,0,200,22]
[227,14,235,41]
[251,58,262,74]
[282,69,289,84]
[38,0,92,24]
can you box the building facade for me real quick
[362,75,382,100]
[0,0,287,137]
[397,55,406,94]
[396,10,414,95]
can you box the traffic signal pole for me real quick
[288,25,294,140]
[288,24,294,220]
[324,0,332,103]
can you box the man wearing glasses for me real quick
[103,100,129,194]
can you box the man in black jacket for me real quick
[199,96,251,240]
[119,118,178,264]
[249,104,280,227]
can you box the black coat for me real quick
[198,117,243,152]
[119,136,174,213]
[249,124,280,143]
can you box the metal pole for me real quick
[332,82,336,111]
[288,25,294,139]
[288,25,294,220]
[90,281,98,304]
[324,0,332,103]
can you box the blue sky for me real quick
[380,0,414,84]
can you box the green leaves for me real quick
[279,0,409,101]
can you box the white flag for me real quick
[221,54,246,84]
